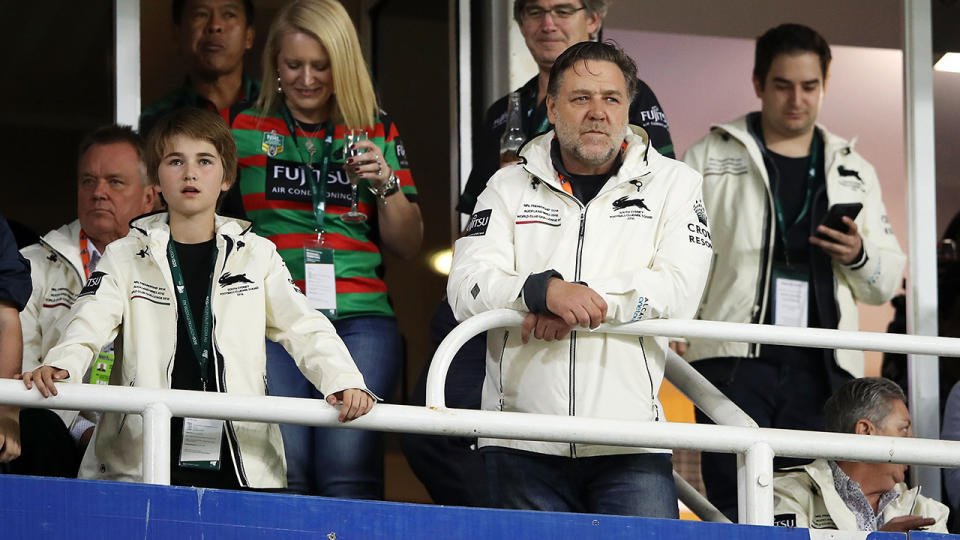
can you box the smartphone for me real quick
[816,202,863,240]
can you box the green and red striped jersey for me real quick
[232,108,417,320]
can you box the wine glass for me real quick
[342,129,368,223]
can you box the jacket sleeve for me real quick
[41,247,124,382]
[261,245,370,398]
[447,174,528,321]
[587,170,714,323]
[915,496,950,533]
[835,159,906,305]
[18,246,46,373]
[0,215,31,311]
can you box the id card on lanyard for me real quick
[80,231,116,384]
[282,107,338,318]
[168,240,223,470]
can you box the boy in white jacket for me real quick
[23,108,372,489]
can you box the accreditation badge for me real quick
[771,265,809,328]
[261,130,284,157]
[179,417,224,470]
[89,350,115,385]
[304,239,337,319]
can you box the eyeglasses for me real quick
[521,4,586,21]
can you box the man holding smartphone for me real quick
[681,24,906,521]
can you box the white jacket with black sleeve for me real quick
[447,127,713,457]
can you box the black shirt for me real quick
[168,238,241,489]
[750,116,839,381]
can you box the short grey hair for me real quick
[824,377,906,434]
[77,124,150,186]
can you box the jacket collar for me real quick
[38,219,84,273]
[519,124,657,192]
[713,113,857,165]
[129,211,252,250]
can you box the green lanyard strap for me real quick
[167,240,219,391]
[771,131,821,267]
[282,106,334,238]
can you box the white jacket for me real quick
[683,115,906,377]
[20,219,87,428]
[43,213,368,488]
[448,127,712,457]
[773,458,949,533]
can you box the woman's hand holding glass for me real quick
[346,139,391,189]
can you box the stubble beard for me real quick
[555,120,618,169]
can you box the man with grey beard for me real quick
[446,41,711,517]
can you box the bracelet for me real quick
[368,173,400,205]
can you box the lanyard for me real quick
[281,105,334,238]
[79,230,93,279]
[771,131,820,267]
[167,240,218,391]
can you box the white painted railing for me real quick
[3,309,960,526]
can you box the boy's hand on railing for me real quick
[669,341,687,356]
[521,313,573,344]
[22,366,70,398]
[326,389,374,423]
[879,516,936,532]
[0,405,20,462]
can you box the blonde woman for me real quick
[231,0,422,498]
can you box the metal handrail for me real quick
[424,309,960,524]
[426,310,960,410]
[2,379,960,525]
[4,311,960,526]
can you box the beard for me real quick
[554,118,621,168]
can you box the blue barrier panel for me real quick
[0,475,914,539]
[910,532,955,539]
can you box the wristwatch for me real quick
[369,173,400,205]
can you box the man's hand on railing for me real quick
[326,389,374,423]
[545,279,607,329]
[521,313,573,344]
[0,404,20,462]
[22,366,69,398]
[669,341,687,356]
[879,515,936,532]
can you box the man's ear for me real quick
[546,95,556,125]
[854,418,874,435]
[142,185,157,213]
[752,76,764,98]
[245,26,255,50]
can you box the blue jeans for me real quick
[266,315,402,498]
[484,450,678,518]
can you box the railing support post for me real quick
[142,403,172,485]
[742,442,775,525]
[736,453,747,523]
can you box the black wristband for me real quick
[523,269,563,314]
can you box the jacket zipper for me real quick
[535,175,645,457]
[569,208,587,457]
[638,338,659,420]
[536,179,584,457]
[497,331,509,411]
[211,235,248,487]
